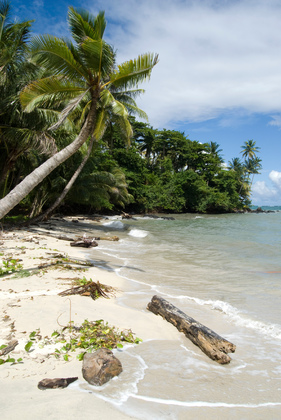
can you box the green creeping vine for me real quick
[23,320,142,362]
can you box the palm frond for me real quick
[111,98,129,118]
[107,53,159,89]
[36,108,75,132]
[120,102,148,120]
[0,125,57,156]
[49,88,90,130]
[68,8,106,43]
[20,76,85,112]
[93,108,107,140]
[114,116,133,145]
[30,34,88,81]
[81,37,114,76]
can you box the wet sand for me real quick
[0,217,179,420]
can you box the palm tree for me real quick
[206,141,224,163]
[0,7,158,219]
[241,139,260,160]
[0,1,59,196]
[240,140,262,188]
[244,156,262,186]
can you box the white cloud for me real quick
[251,170,281,205]
[268,115,281,128]
[269,170,281,188]
[87,0,281,128]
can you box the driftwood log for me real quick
[0,339,18,356]
[70,238,98,248]
[147,295,236,364]
[38,377,78,389]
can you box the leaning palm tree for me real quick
[0,7,158,219]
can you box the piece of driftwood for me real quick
[147,295,236,364]
[0,339,18,356]
[38,377,78,389]
[70,238,98,248]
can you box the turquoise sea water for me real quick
[83,210,281,419]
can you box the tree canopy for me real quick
[0,1,261,220]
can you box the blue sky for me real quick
[12,0,281,206]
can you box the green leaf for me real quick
[25,341,33,352]
[77,352,85,361]
[116,343,123,349]
[29,331,36,339]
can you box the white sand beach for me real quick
[0,217,180,420]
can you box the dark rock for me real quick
[38,377,78,390]
[82,348,122,386]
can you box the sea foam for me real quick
[102,220,125,229]
[129,229,148,238]
[130,395,281,408]
[181,295,281,340]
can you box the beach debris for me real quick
[147,295,236,364]
[70,237,98,248]
[121,211,132,219]
[58,280,116,300]
[38,377,78,390]
[0,339,18,356]
[82,348,122,386]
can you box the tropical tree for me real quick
[241,139,260,160]
[240,139,262,188]
[0,1,58,197]
[0,7,158,219]
[206,141,224,163]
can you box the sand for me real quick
[0,216,180,420]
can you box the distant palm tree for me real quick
[0,7,158,219]
[244,156,262,186]
[207,141,224,163]
[241,139,260,160]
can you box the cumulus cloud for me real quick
[251,170,281,205]
[86,0,281,128]
[269,170,281,188]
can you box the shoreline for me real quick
[0,216,180,420]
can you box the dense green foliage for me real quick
[0,1,262,217]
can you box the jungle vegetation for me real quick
[0,1,262,219]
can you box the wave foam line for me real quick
[131,395,281,408]
[159,292,281,340]
[0,289,63,299]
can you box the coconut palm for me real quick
[0,1,60,197]
[241,139,260,160]
[206,141,224,163]
[31,76,148,220]
[240,140,262,188]
[0,7,158,219]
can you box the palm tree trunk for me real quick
[0,100,97,220]
[36,135,96,221]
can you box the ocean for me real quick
[82,210,281,419]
